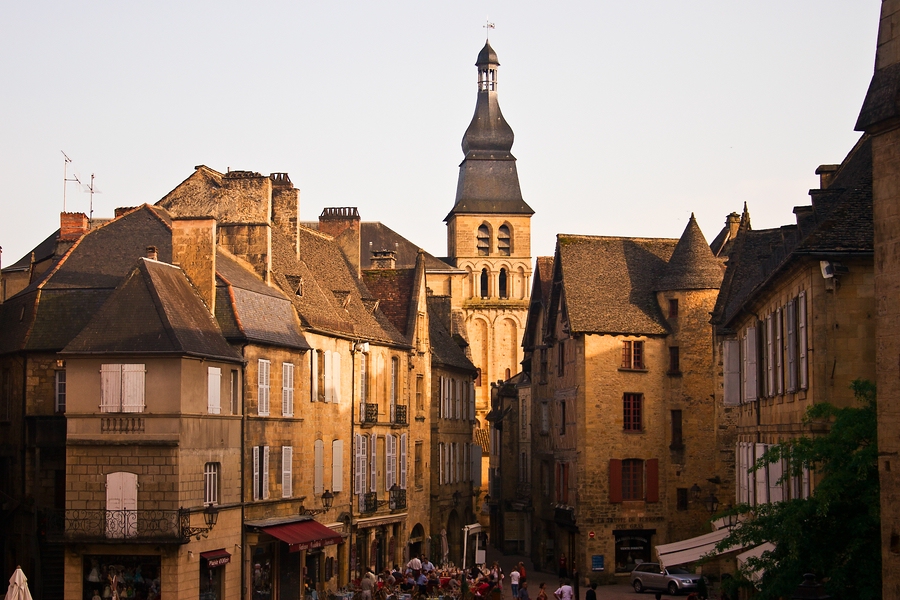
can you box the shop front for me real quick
[82,554,161,600]
[613,529,655,574]
[200,549,231,600]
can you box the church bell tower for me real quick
[445,40,534,418]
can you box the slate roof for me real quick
[522,256,554,351]
[0,205,173,354]
[62,259,242,362]
[427,295,477,373]
[215,250,310,350]
[712,134,873,330]
[656,215,724,291]
[362,268,417,342]
[554,235,678,336]
[1,230,59,273]
[856,61,900,131]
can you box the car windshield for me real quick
[667,568,691,575]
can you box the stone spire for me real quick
[446,41,533,220]
[656,214,724,291]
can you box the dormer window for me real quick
[477,225,490,256]
[498,225,511,256]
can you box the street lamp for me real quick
[300,490,335,516]
[703,493,719,514]
[690,484,702,501]
[204,504,219,529]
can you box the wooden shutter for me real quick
[399,433,407,489]
[744,326,758,401]
[282,363,294,416]
[386,434,396,489]
[101,364,122,412]
[723,340,740,405]
[324,350,333,403]
[755,443,768,506]
[262,446,270,500]
[253,446,260,501]
[645,459,659,502]
[332,352,342,403]
[370,433,377,492]
[258,359,270,415]
[609,459,623,503]
[776,308,784,395]
[283,446,293,498]
[769,456,784,503]
[470,382,476,421]
[766,315,775,396]
[122,364,145,413]
[332,439,344,493]
[314,440,324,494]
[208,367,222,414]
[354,435,366,494]
[798,291,808,390]
[310,350,318,402]
[786,300,798,392]
[106,471,137,539]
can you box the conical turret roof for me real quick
[656,214,724,291]
[476,41,499,66]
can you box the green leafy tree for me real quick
[715,380,880,600]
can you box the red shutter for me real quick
[646,459,659,502]
[609,459,623,503]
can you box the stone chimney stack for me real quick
[370,250,398,269]
[319,207,361,277]
[146,246,159,261]
[725,212,741,240]
[57,212,89,256]
[815,164,840,189]
[270,173,300,257]
[171,217,217,315]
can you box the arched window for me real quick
[499,268,508,299]
[480,268,489,298]
[477,225,490,256]
[498,225,511,256]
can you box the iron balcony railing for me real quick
[361,492,378,513]
[393,405,408,425]
[57,509,184,543]
[362,403,378,424]
[390,487,407,510]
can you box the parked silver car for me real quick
[630,562,702,595]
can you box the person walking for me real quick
[558,553,568,579]
[510,567,520,600]
[554,580,573,600]
[518,581,530,600]
[536,582,548,600]
[585,583,597,600]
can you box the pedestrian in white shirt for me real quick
[554,581,573,600]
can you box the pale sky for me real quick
[0,1,881,268]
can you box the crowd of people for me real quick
[355,556,539,600]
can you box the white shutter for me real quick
[354,435,364,494]
[386,434,396,490]
[106,472,137,539]
[282,363,294,416]
[208,367,222,414]
[769,457,784,503]
[456,380,462,419]
[262,446,270,499]
[315,440,324,494]
[766,315,775,396]
[439,443,444,484]
[438,377,445,419]
[258,359,270,416]
[723,340,741,406]
[101,364,122,412]
[755,443,768,505]
[359,435,368,495]
[122,364,145,413]
[333,352,342,403]
[776,308,784,395]
[787,300,798,392]
[745,326,758,401]
[283,446,293,498]
[470,382,476,421]
[400,433,407,489]
[798,291,808,390]
[333,439,344,493]
[802,466,811,499]
[324,350,333,403]
[370,434,377,492]
[310,350,318,402]
[253,446,260,500]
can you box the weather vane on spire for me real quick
[484,19,495,40]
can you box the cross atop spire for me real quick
[484,19,495,40]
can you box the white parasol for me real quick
[4,567,34,600]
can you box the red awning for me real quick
[263,519,344,552]
[200,549,231,568]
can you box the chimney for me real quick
[319,207,361,277]
[146,246,159,261]
[270,173,300,257]
[171,217,217,315]
[815,164,840,189]
[725,212,740,240]
[370,250,397,270]
[59,212,89,242]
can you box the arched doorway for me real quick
[408,523,425,564]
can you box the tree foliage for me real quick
[715,379,880,599]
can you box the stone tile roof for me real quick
[522,256,554,350]
[62,259,242,362]
[0,205,173,353]
[215,250,310,351]
[362,268,416,341]
[427,295,476,373]
[474,427,491,453]
[856,61,900,131]
[712,134,873,330]
[555,235,677,336]
[656,215,724,291]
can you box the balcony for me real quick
[54,509,184,543]
[393,405,408,426]
[361,403,378,425]
[360,492,378,514]
[389,487,407,510]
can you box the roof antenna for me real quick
[484,19,495,41]
[84,173,101,227]
[61,151,81,212]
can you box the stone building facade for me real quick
[521,217,725,584]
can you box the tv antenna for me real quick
[61,151,82,212]
[84,173,101,226]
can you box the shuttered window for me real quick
[282,363,294,416]
[332,439,344,493]
[100,364,146,413]
[798,291,808,390]
[283,446,293,498]
[258,359,270,416]
[386,434,396,490]
[310,350,318,402]
[208,367,221,414]
[314,440,324,495]
[723,340,740,406]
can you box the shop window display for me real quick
[83,555,161,600]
